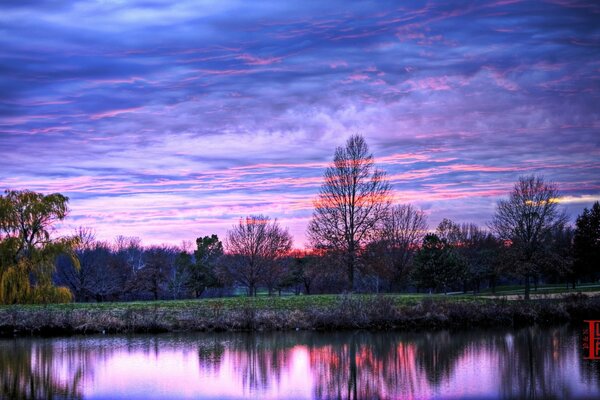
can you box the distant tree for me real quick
[540,225,574,286]
[308,134,391,290]
[436,218,462,245]
[411,234,466,294]
[55,227,98,301]
[491,175,567,299]
[189,234,223,297]
[114,236,144,272]
[0,190,78,304]
[263,256,292,296]
[289,250,324,295]
[365,204,427,291]
[134,246,175,300]
[573,202,600,285]
[168,250,192,299]
[224,215,292,296]
[455,223,502,293]
[83,242,125,302]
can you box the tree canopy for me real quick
[308,134,391,290]
[491,175,567,299]
[0,190,78,304]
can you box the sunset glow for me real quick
[1,0,599,246]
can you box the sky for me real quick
[1,0,599,248]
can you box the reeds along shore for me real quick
[0,294,598,337]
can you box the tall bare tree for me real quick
[224,215,292,296]
[308,135,391,290]
[491,175,567,299]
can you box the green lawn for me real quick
[3,284,597,313]
[0,293,485,313]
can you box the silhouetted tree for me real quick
[133,246,175,300]
[573,201,600,286]
[491,175,567,299]
[189,235,223,297]
[55,232,129,302]
[436,218,462,245]
[411,234,466,294]
[289,250,325,295]
[455,223,502,293]
[364,204,427,291]
[308,135,391,290]
[168,250,192,299]
[224,215,292,296]
[540,225,574,286]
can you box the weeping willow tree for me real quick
[0,190,79,304]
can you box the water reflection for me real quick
[0,326,598,399]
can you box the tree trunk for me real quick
[347,247,355,291]
[524,275,530,300]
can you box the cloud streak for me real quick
[0,0,598,246]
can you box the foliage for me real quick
[0,190,78,304]
[574,202,600,284]
[188,234,223,297]
[411,234,466,294]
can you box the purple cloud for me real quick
[1,0,599,247]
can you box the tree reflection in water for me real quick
[0,339,89,399]
[0,326,598,399]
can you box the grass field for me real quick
[2,282,598,314]
[0,293,483,313]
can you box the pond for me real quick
[0,325,598,399]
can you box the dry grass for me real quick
[0,293,597,337]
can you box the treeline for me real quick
[1,135,599,303]
[49,202,598,302]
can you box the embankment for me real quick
[0,293,598,337]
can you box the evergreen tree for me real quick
[573,202,600,285]
[412,234,466,294]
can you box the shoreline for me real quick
[0,293,598,338]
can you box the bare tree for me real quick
[373,204,428,289]
[308,134,391,290]
[224,215,292,296]
[455,223,502,293]
[133,245,176,300]
[114,236,144,272]
[491,175,567,299]
[55,227,96,300]
[436,218,462,245]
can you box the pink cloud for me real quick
[237,53,283,66]
[89,107,142,120]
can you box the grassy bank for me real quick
[1,293,598,337]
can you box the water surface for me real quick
[1,326,598,399]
